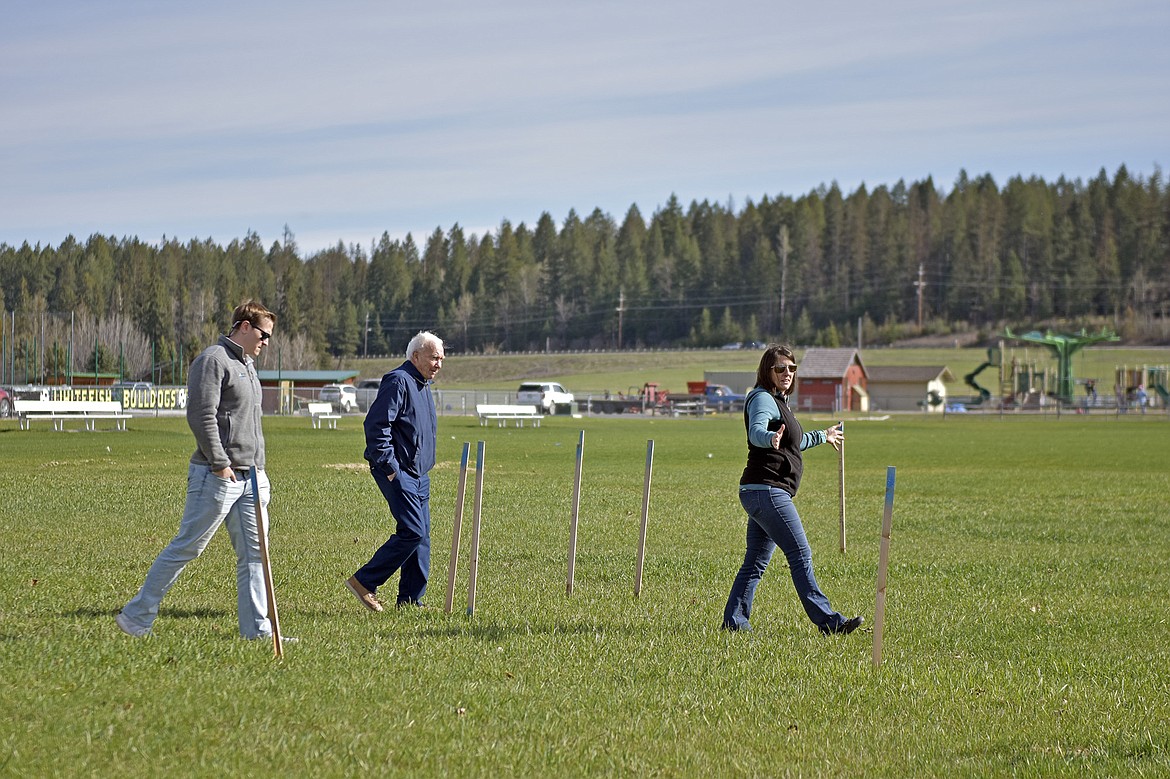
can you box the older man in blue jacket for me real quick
[346,331,445,612]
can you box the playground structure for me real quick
[958,328,1167,412]
[961,342,1057,410]
[1003,327,1120,401]
[962,347,1001,405]
[1114,364,1170,411]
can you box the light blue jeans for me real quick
[723,486,845,632]
[120,464,272,638]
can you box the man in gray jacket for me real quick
[117,300,280,641]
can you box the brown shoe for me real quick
[346,576,384,613]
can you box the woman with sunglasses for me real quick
[722,344,863,635]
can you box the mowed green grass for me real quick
[1,411,1168,777]
[352,344,1170,397]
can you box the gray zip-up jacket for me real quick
[187,335,266,471]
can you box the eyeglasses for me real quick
[233,320,271,341]
[773,364,798,375]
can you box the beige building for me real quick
[867,365,954,412]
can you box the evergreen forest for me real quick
[2,166,1167,380]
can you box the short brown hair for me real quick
[230,299,276,333]
[755,343,797,393]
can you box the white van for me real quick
[319,384,358,412]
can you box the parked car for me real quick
[111,381,153,404]
[516,381,574,415]
[9,385,49,401]
[0,387,11,418]
[703,383,747,412]
[355,378,382,411]
[319,383,358,412]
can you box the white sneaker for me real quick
[256,634,299,644]
[115,612,151,638]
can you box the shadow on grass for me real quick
[65,605,231,620]
[416,617,638,642]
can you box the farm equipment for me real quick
[591,382,671,414]
[590,381,746,415]
[689,381,747,412]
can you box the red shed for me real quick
[795,348,869,412]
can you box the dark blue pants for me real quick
[355,469,431,605]
[723,486,844,632]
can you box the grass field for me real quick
[2,410,1168,777]
[349,344,1170,401]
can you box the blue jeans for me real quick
[355,468,431,605]
[121,464,272,638]
[723,486,845,632]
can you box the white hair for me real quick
[407,330,443,358]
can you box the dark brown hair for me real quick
[755,343,797,393]
[229,299,276,334]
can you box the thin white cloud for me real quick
[1,0,1166,253]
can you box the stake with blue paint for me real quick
[873,465,896,668]
[445,442,471,614]
[566,430,585,595]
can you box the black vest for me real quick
[739,388,805,496]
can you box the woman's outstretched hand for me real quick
[825,422,844,451]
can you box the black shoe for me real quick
[820,615,864,635]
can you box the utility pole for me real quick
[778,225,790,329]
[914,263,925,329]
[616,288,625,350]
[363,311,370,357]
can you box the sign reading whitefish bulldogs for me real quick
[45,385,188,410]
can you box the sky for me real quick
[2,0,1167,255]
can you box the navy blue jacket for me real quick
[363,360,437,478]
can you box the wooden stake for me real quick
[466,441,485,616]
[445,442,471,614]
[872,465,896,668]
[566,430,585,595]
[634,439,654,596]
[249,468,282,658]
[838,421,846,554]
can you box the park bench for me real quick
[668,399,706,417]
[13,399,131,431]
[307,402,342,429]
[475,404,542,427]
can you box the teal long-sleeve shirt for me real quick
[740,388,827,495]
[745,390,827,451]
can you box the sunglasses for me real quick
[773,364,798,375]
[235,320,271,341]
